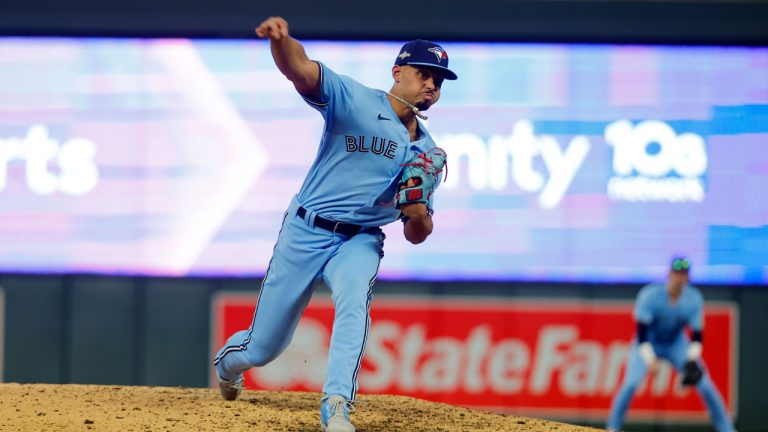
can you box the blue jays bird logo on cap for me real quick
[427,46,448,63]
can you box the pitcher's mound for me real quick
[0,383,601,431]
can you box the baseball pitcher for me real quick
[213,16,457,432]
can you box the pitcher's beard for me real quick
[415,101,431,111]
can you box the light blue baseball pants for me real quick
[214,197,384,401]
[607,337,734,432]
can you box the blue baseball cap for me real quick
[394,39,458,80]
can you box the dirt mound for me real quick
[0,383,601,431]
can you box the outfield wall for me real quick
[1,274,765,431]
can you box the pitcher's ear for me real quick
[392,65,401,82]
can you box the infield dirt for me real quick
[0,383,604,431]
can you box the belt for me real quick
[297,206,363,236]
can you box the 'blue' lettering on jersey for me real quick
[345,136,399,159]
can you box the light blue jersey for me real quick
[298,62,440,226]
[634,283,704,344]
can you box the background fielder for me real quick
[213,16,456,432]
[607,257,735,432]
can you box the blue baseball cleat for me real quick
[321,394,356,432]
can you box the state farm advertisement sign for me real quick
[211,295,737,422]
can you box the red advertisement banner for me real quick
[211,295,737,422]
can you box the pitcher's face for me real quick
[393,65,444,111]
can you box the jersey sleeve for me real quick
[299,61,352,124]
[633,285,655,324]
[688,289,705,331]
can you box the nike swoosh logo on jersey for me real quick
[378,114,390,121]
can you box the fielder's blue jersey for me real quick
[297,62,441,227]
[633,283,704,344]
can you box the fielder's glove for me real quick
[395,147,447,214]
[681,360,703,386]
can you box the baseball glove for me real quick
[681,360,703,386]
[395,147,447,213]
